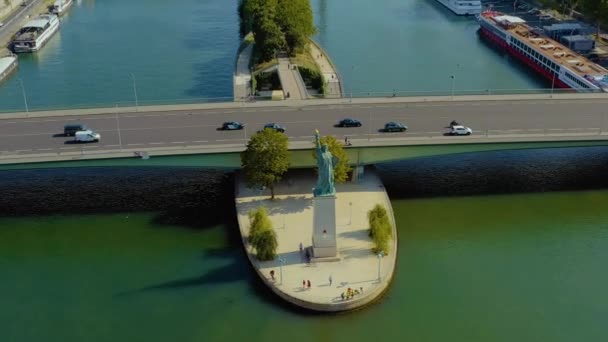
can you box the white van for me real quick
[75,130,100,143]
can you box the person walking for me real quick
[299,242,303,253]
[307,280,311,288]
[270,270,275,281]
[303,280,306,289]
[329,275,333,286]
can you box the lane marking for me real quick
[60,147,75,150]
[15,149,32,152]
[192,140,208,143]
[127,143,144,146]
[37,148,53,151]
[170,141,187,144]
[149,142,165,145]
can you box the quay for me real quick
[0,53,17,82]
[235,168,397,311]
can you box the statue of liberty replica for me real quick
[311,130,339,259]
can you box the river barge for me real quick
[11,14,60,53]
[436,0,482,15]
[478,11,608,92]
[0,54,18,83]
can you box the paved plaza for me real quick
[235,168,397,311]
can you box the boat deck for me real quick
[484,12,608,78]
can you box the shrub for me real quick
[367,204,392,254]
[248,207,278,261]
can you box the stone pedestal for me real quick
[311,195,337,258]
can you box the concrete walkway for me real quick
[233,43,253,101]
[235,168,397,311]
[277,57,308,100]
[309,40,343,98]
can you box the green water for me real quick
[2,191,607,341]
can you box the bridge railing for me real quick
[0,85,604,114]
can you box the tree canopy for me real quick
[239,0,316,61]
[312,134,352,184]
[580,0,608,37]
[248,207,278,261]
[241,128,290,199]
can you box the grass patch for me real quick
[290,44,326,95]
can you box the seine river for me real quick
[0,0,544,111]
[1,1,607,341]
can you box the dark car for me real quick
[220,121,244,130]
[338,118,362,127]
[64,124,88,136]
[262,123,285,133]
[383,121,407,132]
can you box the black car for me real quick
[64,123,88,136]
[262,123,286,133]
[338,118,362,127]
[220,121,244,130]
[383,121,407,132]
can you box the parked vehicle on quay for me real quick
[75,130,100,143]
[262,123,285,133]
[383,121,407,132]
[219,121,244,131]
[338,118,362,127]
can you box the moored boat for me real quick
[11,14,60,53]
[436,0,482,16]
[478,11,608,92]
[50,0,73,16]
[0,54,18,83]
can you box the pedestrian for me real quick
[270,270,275,281]
[307,280,311,288]
[360,287,363,293]
[344,136,348,145]
[341,293,345,300]
[329,275,332,286]
[299,242,303,253]
[303,280,306,289]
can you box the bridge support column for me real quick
[352,165,365,183]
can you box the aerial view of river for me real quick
[0,0,545,112]
[2,147,608,341]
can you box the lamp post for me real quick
[115,113,123,150]
[377,251,384,282]
[129,72,139,112]
[349,201,353,225]
[17,78,29,113]
[450,75,455,100]
[278,257,285,285]
[350,65,355,102]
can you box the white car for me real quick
[0,22,4,27]
[449,125,472,136]
[75,130,100,142]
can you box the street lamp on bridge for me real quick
[129,72,139,112]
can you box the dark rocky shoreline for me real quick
[0,168,234,224]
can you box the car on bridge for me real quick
[219,121,244,131]
[338,118,362,127]
[383,121,407,132]
[74,130,100,143]
[262,123,286,133]
[64,123,88,136]
[448,125,472,136]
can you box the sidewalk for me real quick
[309,40,343,98]
[277,57,308,100]
[235,169,397,311]
[233,43,253,101]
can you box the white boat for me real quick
[50,0,73,16]
[0,54,18,83]
[11,14,60,53]
[436,0,482,15]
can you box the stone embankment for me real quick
[235,168,397,312]
[308,39,343,98]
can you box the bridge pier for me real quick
[352,165,365,182]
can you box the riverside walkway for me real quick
[235,169,397,311]
[309,40,343,98]
[233,43,253,101]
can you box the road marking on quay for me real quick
[127,143,144,146]
[15,149,32,152]
[60,147,75,150]
[37,148,53,151]
[170,141,187,144]
[149,142,165,145]
[192,140,208,143]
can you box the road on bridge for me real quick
[1,98,608,157]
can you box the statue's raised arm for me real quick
[314,129,321,150]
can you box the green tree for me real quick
[368,204,392,254]
[241,128,290,199]
[580,0,608,38]
[248,207,278,261]
[276,0,316,54]
[312,134,351,184]
[253,12,286,61]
